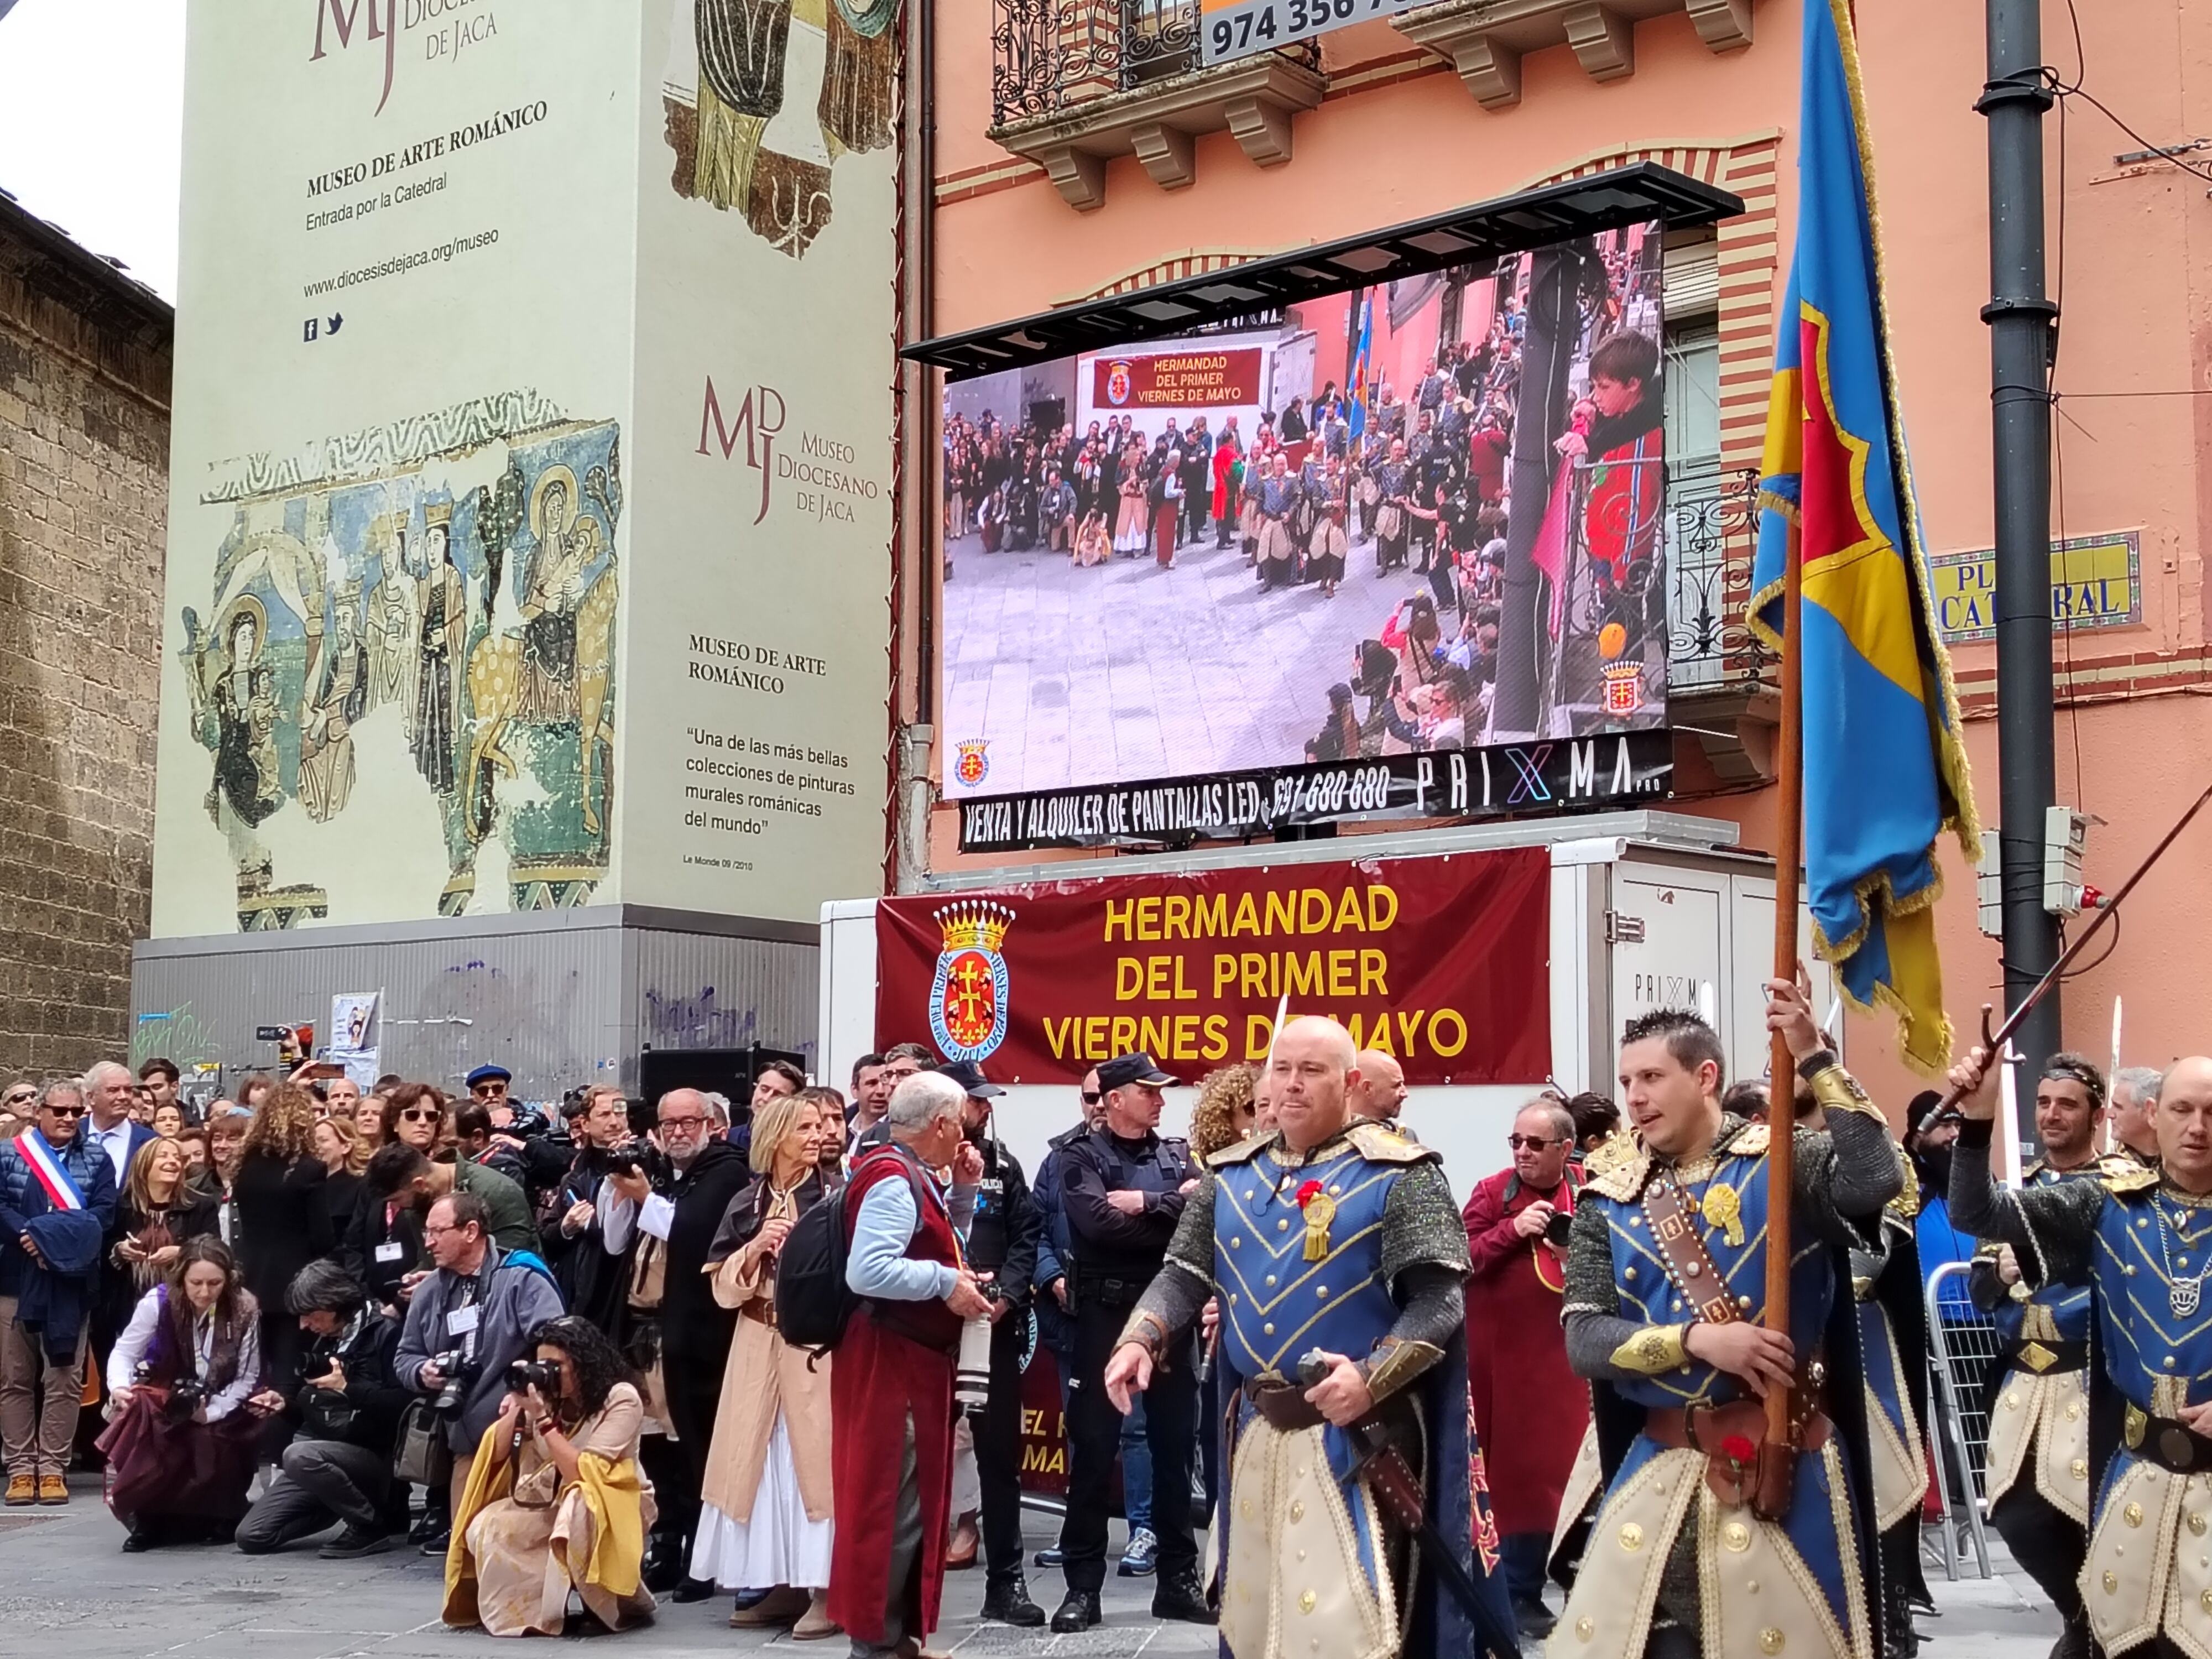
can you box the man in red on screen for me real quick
[1462,1095,1590,1641]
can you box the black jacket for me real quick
[651,1137,754,1364]
[338,1185,424,1312]
[294,1308,410,1453]
[964,1136,1041,1311]
[232,1150,334,1313]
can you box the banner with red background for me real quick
[1092,347,1264,411]
[874,849,1551,1087]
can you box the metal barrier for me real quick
[1923,1260,1999,1580]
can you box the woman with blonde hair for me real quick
[690,1088,838,1637]
[1187,1064,1260,1161]
[310,1113,370,1238]
[105,1136,219,1340]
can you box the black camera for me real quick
[136,1363,206,1423]
[300,1349,337,1383]
[427,1348,475,1417]
[506,1358,561,1396]
[1544,1209,1575,1248]
[602,1145,648,1180]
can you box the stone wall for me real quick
[0,205,173,1078]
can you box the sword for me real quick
[1296,1353,1521,1658]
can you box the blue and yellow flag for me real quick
[1751,0,1979,1074]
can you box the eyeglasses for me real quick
[44,1105,86,1119]
[399,1108,441,1123]
[1081,1091,1102,1105]
[2,1093,36,1109]
[660,1115,706,1132]
[470,1083,507,1098]
[1506,1134,1562,1150]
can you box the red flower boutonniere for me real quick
[1295,1179,1324,1209]
[1720,1433,1758,1468]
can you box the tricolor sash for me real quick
[14,1133,85,1212]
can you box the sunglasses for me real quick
[1081,1091,1102,1105]
[2,1093,36,1109]
[471,1083,507,1097]
[45,1105,87,1119]
[1506,1134,1561,1150]
[399,1108,441,1123]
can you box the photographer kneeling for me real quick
[394,1193,564,1547]
[444,1316,657,1637]
[236,1261,410,1558]
[98,1238,264,1551]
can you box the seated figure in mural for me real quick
[518,472,595,726]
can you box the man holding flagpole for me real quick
[0,1077,117,1506]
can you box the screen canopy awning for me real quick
[902,162,1744,380]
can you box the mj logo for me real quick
[697,375,788,528]
[309,0,399,118]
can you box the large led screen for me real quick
[939,221,1668,846]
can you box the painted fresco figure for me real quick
[370,522,419,723]
[1555,992,1900,1659]
[299,598,370,823]
[413,505,467,797]
[519,471,592,724]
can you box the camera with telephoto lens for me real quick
[1545,1208,1575,1248]
[506,1358,561,1397]
[952,1284,1009,1417]
[426,1348,476,1417]
[300,1349,337,1383]
[602,1145,648,1180]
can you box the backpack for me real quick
[775,1146,933,1355]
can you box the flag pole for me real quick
[1764,518,1805,1452]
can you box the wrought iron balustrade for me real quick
[991,0,1321,126]
[1666,465,1771,694]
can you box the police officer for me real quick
[1050,1051,1212,1632]
[933,1060,1047,1628]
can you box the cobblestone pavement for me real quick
[0,1476,2056,1657]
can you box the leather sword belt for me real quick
[2125,1404,2212,1474]
[1643,1394,1831,1521]
[1245,1377,1327,1433]
[2004,1338,2088,1376]
[739,1301,779,1329]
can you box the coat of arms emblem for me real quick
[1104,359,1134,408]
[953,738,990,787]
[928,901,1014,1064]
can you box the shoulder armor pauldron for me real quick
[1207,1129,1279,1170]
[1345,1121,1437,1166]
[2102,1160,2159,1195]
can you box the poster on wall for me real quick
[874,848,1553,1086]
[619,0,897,920]
[152,3,895,937]
[938,222,1669,852]
[153,4,641,936]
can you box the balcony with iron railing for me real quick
[987,0,1326,210]
[1664,463,1779,784]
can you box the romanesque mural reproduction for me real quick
[179,392,621,929]
[659,0,897,258]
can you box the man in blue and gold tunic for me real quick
[1104,1015,1516,1659]
[1970,1053,2114,1655]
[1950,1048,2212,1659]
[1556,989,1902,1659]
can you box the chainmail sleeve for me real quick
[1360,1162,1469,1401]
[1123,1172,1217,1353]
[1947,1120,2105,1287]
[1561,1194,1667,1382]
